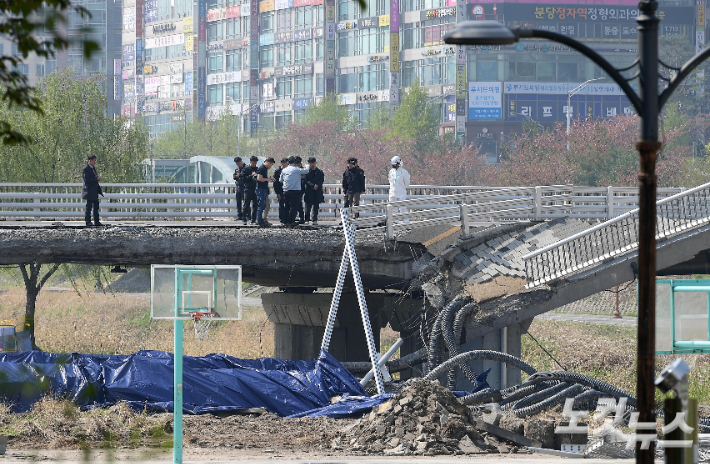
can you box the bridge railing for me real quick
[523,181,710,288]
[350,185,685,240]
[0,183,685,226]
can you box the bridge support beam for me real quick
[262,291,420,363]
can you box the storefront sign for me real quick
[293,98,312,110]
[123,7,136,30]
[421,6,456,21]
[152,22,177,34]
[469,82,502,119]
[207,8,227,21]
[274,63,313,77]
[145,33,185,49]
[145,0,158,23]
[122,43,136,63]
[294,28,312,41]
[359,17,379,28]
[206,71,244,85]
[260,101,275,113]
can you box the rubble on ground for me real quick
[329,379,555,456]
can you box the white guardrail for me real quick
[0,183,686,239]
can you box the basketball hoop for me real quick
[190,312,215,341]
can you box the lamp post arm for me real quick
[516,28,643,113]
[659,46,710,111]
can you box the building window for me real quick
[226,18,243,38]
[209,52,224,74]
[477,61,497,81]
[295,6,313,28]
[277,43,292,66]
[261,12,275,34]
[295,42,312,64]
[260,45,274,67]
[316,73,323,96]
[338,0,355,21]
[276,76,292,98]
[208,22,224,42]
[338,64,388,93]
[403,57,453,87]
[226,49,243,71]
[277,10,292,31]
[36,64,45,78]
[208,0,224,8]
[315,38,323,61]
[11,43,21,57]
[208,84,223,104]
[275,111,292,129]
[294,75,312,98]
[226,82,241,102]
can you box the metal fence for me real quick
[523,181,710,288]
[350,185,684,240]
[0,183,685,231]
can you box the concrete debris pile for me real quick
[331,380,547,456]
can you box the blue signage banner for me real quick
[293,98,312,110]
[504,93,633,122]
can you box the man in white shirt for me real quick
[388,156,410,223]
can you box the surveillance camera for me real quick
[654,358,691,394]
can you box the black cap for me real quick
[265,157,275,163]
[347,157,357,163]
[281,157,289,164]
[250,156,258,162]
[288,156,296,163]
[234,156,242,163]
[307,157,316,164]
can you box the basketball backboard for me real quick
[151,265,242,320]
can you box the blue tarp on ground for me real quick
[0,349,368,416]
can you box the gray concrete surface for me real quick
[0,223,425,289]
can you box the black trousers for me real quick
[235,184,245,219]
[305,203,319,222]
[85,199,100,225]
[296,192,304,222]
[243,189,257,222]
[284,190,302,224]
[278,194,286,223]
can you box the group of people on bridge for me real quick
[232,154,411,228]
[80,153,411,227]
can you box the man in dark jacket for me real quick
[304,157,324,225]
[241,156,259,224]
[82,154,104,227]
[342,156,366,218]
[232,157,247,221]
[273,158,288,224]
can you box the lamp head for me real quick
[444,20,519,45]
[655,358,691,394]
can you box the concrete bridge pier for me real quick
[452,318,534,391]
[261,291,420,363]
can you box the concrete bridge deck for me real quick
[0,221,423,289]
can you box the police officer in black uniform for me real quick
[241,156,259,224]
[342,156,366,217]
[304,157,324,225]
[232,157,247,221]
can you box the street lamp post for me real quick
[226,97,259,161]
[445,9,710,464]
[566,77,605,137]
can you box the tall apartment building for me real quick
[121,0,700,159]
[0,0,123,118]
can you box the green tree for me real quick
[0,70,149,183]
[0,0,99,144]
[304,95,354,131]
[387,80,440,158]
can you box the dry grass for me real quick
[522,319,710,405]
[0,288,274,358]
[0,397,173,449]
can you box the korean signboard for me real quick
[170,63,183,83]
[207,8,226,21]
[185,72,193,96]
[146,33,185,49]
[294,28,312,41]
[123,7,136,31]
[145,0,158,23]
[122,44,136,63]
[469,82,502,119]
[504,93,633,122]
[206,71,243,85]
[293,98,312,110]
[274,63,314,77]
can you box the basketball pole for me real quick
[174,318,184,464]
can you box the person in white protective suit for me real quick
[388,156,411,223]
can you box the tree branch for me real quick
[37,263,60,292]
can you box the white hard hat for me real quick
[391,156,402,164]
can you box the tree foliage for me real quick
[387,80,441,158]
[0,70,149,183]
[0,0,99,144]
